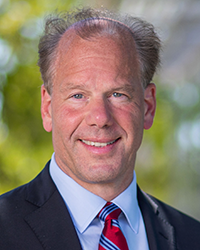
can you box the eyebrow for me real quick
[111,83,135,93]
[59,83,87,92]
[59,82,136,94]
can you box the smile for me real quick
[81,139,117,147]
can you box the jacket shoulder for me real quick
[0,162,56,249]
[150,194,200,227]
[141,189,200,249]
[0,161,54,216]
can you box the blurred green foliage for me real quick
[0,0,199,220]
[0,0,76,191]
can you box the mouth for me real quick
[80,138,119,147]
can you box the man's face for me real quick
[41,30,156,195]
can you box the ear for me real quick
[41,84,52,132]
[143,83,156,130]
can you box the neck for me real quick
[68,174,133,201]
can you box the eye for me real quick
[113,92,123,98]
[72,94,83,99]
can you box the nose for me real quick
[85,98,113,128]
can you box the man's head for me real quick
[38,7,161,94]
[40,7,160,200]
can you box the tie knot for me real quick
[98,202,121,222]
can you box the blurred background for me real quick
[0,0,199,220]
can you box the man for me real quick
[0,7,199,250]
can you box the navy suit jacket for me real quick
[0,161,200,250]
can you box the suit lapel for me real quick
[137,187,176,250]
[24,163,82,250]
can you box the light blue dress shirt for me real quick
[50,153,149,250]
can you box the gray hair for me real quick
[38,7,161,94]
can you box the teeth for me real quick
[82,139,116,147]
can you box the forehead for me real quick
[54,24,140,83]
[59,32,122,62]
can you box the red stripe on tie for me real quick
[98,202,129,250]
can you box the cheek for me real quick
[116,104,144,141]
[116,100,144,124]
[52,103,84,135]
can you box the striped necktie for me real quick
[98,202,129,250]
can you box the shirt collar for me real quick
[112,172,140,233]
[49,153,140,234]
